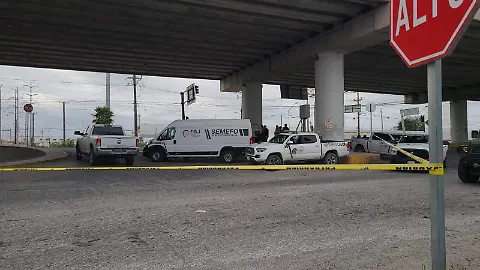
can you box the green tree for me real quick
[92,106,114,125]
[396,115,425,131]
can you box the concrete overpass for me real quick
[1,0,479,143]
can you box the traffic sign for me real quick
[390,0,478,68]
[344,104,361,113]
[401,107,420,117]
[366,103,376,113]
[23,103,33,113]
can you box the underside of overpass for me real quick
[2,0,479,99]
[1,0,386,81]
[267,22,480,101]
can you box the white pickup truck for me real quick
[245,132,349,165]
[350,131,403,154]
[387,133,449,167]
[74,125,139,166]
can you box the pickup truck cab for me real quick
[74,125,139,166]
[245,132,348,165]
[387,133,448,167]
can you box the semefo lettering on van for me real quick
[205,128,249,139]
[183,129,201,137]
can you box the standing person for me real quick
[263,125,269,142]
[282,124,290,132]
[274,125,281,136]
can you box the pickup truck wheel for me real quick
[458,162,479,183]
[125,156,135,166]
[75,145,82,160]
[324,152,339,164]
[89,147,97,166]
[150,150,166,162]
[354,145,365,152]
[266,154,283,165]
[221,149,234,163]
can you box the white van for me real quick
[142,119,253,163]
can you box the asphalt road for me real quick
[27,148,244,168]
[1,151,479,269]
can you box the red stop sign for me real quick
[390,0,478,68]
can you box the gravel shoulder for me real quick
[0,167,479,269]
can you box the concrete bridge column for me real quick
[242,82,263,134]
[314,52,345,141]
[450,100,468,144]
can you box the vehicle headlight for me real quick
[256,148,267,153]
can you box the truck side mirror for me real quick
[74,131,82,136]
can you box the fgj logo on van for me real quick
[183,129,201,138]
[205,128,249,139]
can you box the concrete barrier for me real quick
[0,145,67,167]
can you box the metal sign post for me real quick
[427,60,446,269]
[366,103,376,135]
[390,0,478,268]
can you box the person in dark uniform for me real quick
[261,125,269,142]
[282,124,290,132]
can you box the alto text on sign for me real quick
[390,0,478,67]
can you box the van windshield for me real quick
[269,134,289,144]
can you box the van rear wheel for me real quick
[221,149,234,163]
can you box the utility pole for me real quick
[14,87,19,144]
[24,83,37,146]
[354,92,363,136]
[127,74,141,137]
[138,114,141,135]
[380,108,384,132]
[25,113,28,146]
[106,73,111,108]
[180,92,186,120]
[62,101,66,144]
[31,113,35,146]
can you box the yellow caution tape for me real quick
[0,163,443,174]
[375,135,430,165]
[428,163,444,176]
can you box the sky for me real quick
[1,65,479,141]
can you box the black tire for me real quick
[89,146,97,166]
[220,149,235,163]
[125,156,135,166]
[266,154,283,165]
[355,145,365,152]
[323,152,339,164]
[75,144,82,161]
[150,148,166,162]
[458,162,479,183]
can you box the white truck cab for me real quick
[350,131,426,155]
[388,133,448,166]
[245,132,348,165]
